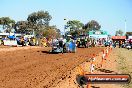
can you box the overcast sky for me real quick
[0,0,132,35]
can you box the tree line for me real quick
[0,11,61,39]
[0,10,102,38]
[65,19,101,37]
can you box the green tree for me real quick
[43,25,61,38]
[66,20,83,31]
[126,32,132,36]
[84,20,101,31]
[15,21,29,33]
[115,29,123,36]
[65,20,84,36]
[27,10,52,45]
[27,11,52,30]
[0,17,15,32]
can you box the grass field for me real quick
[117,48,132,88]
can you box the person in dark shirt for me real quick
[59,40,63,53]
[59,40,63,48]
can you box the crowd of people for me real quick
[0,34,131,51]
[0,35,41,46]
[51,37,76,53]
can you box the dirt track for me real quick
[0,46,104,88]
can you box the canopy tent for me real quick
[112,36,126,39]
[8,35,15,39]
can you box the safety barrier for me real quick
[77,46,112,88]
[3,40,17,46]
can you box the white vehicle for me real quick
[125,44,132,50]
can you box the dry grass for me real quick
[117,48,132,88]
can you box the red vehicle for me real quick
[129,39,132,44]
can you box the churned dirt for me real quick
[0,46,131,88]
[0,46,104,88]
[55,47,132,88]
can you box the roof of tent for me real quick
[112,36,126,39]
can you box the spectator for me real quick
[20,37,24,46]
[113,41,116,48]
